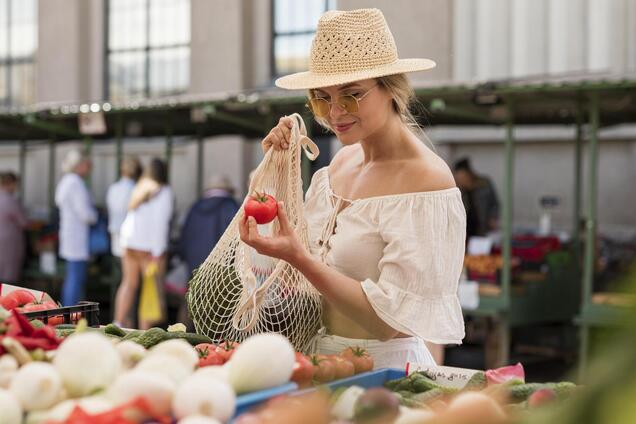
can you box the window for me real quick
[0,0,37,107]
[106,0,190,101]
[272,0,335,78]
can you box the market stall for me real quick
[1,74,635,410]
[0,283,582,424]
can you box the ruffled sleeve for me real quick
[360,189,466,344]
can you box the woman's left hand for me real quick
[239,202,308,267]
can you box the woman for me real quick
[55,150,97,306]
[115,158,173,329]
[239,9,465,368]
[106,156,142,257]
[0,172,28,282]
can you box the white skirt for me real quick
[312,330,436,370]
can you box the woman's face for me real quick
[312,78,394,145]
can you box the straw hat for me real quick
[275,8,436,90]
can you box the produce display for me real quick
[0,298,584,424]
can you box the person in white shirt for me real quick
[116,158,173,329]
[106,156,141,257]
[55,149,97,306]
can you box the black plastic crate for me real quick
[22,301,100,327]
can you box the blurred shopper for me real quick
[55,150,97,306]
[116,158,173,329]
[453,157,500,238]
[0,172,28,282]
[179,174,239,276]
[106,156,142,257]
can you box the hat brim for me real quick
[274,58,436,90]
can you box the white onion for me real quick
[0,388,22,424]
[136,353,193,384]
[227,333,295,394]
[172,375,236,422]
[9,362,62,411]
[0,354,18,388]
[149,339,198,370]
[53,332,121,397]
[108,370,176,416]
[115,340,147,369]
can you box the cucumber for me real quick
[122,329,144,341]
[134,327,170,348]
[412,388,446,404]
[166,331,214,346]
[55,324,76,330]
[508,382,577,403]
[103,323,126,337]
[463,371,487,390]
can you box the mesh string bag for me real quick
[186,113,322,351]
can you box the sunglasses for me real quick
[306,84,378,118]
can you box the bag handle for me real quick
[232,114,318,332]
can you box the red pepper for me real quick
[48,396,171,424]
[10,309,35,337]
[14,335,58,351]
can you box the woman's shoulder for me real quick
[403,154,456,193]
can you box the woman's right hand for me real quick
[262,116,294,153]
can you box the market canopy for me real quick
[0,72,635,142]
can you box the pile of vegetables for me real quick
[235,363,579,424]
[0,305,302,424]
[382,364,577,417]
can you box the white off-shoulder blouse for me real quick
[304,167,466,344]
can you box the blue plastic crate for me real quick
[322,367,406,391]
[234,381,299,416]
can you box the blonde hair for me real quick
[308,73,433,146]
[128,158,167,210]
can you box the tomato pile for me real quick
[195,340,240,367]
[293,347,374,388]
[0,289,66,326]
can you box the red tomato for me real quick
[290,353,314,387]
[0,295,19,311]
[5,289,36,307]
[21,301,56,313]
[47,316,65,326]
[195,343,224,367]
[244,193,278,225]
[215,340,240,362]
[311,355,335,383]
[340,346,374,374]
[332,356,355,380]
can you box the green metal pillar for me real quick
[583,93,600,307]
[165,119,173,183]
[501,103,515,307]
[48,136,57,216]
[196,127,205,195]
[578,93,600,379]
[115,114,124,179]
[18,138,26,200]
[573,104,584,274]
